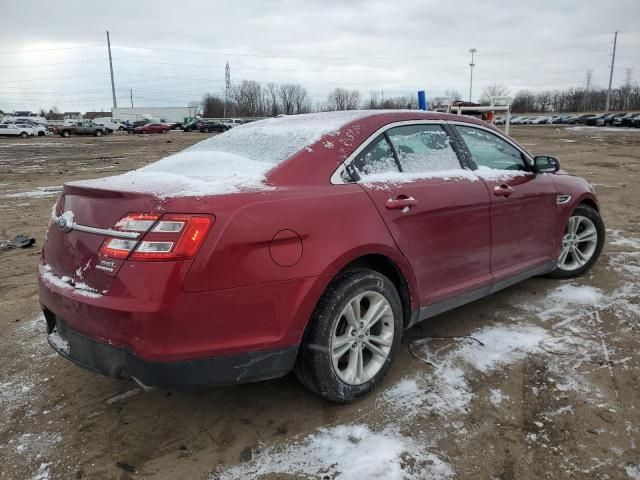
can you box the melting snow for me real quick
[2,186,62,199]
[213,425,453,480]
[39,263,102,299]
[67,111,379,199]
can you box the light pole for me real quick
[468,48,477,102]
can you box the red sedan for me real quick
[38,111,604,402]
[133,122,171,134]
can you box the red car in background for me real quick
[38,111,604,402]
[133,122,171,134]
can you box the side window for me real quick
[386,124,461,173]
[456,126,527,171]
[349,134,399,179]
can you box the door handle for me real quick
[386,195,418,210]
[493,184,514,197]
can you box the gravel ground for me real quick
[0,126,638,480]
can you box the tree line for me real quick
[200,81,417,117]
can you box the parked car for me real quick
[585,114,606,126]
[39,111,604,402]
[617,112,640,127]
[198,121,230,133]
[54,121,107,138]
[633,116,640,128]
[132,123,171,134]
[574,114,597,125]
[180,120,202,132]
[0,123,35,138]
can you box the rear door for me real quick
[350,122,492,306]
[452,124,558,281]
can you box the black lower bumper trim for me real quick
[45,314,298,389]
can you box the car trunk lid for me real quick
[43,184,161,294]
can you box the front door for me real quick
[453,125,558,281]
[352,123,493,306]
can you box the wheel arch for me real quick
[296,247,419,341]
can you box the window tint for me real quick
[386,125,460,173]
[0,125,7,129]
[350,134,399,178]
[456,126,526,171]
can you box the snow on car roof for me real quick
[68,110,411,198]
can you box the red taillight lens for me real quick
[99,213,213,261]
[130,215,212,260]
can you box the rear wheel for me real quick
[204,127,210,133]
[549,205,604,278]
[20,132,28,139]
[94,130,103,137]
[294,268,403,403]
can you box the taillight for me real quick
[99,213,213,261]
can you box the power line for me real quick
[0,45,102,55]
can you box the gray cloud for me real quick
[1,0,639,112]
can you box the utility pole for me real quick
[468,48,477,102]
[623,67,633,110]
[583,69,593,112]
[224,62,231,118]
[130,88,133,108]
[605,31,618,112]
[106,31,117,109]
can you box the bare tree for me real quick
[444,89,463,102]
[278,83,297,114]
[291,84,311,114]
[266,83,280,116]
[479,83,510,105]
[201,94,225,117]
[231,80,264,117]
[326,88,361,111]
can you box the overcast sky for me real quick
[1,0,639,113]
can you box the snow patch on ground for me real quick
[626,464,640,480]
[213,425,453,480]
[1,186,62,199]
[30,463,51,480]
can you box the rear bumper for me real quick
[44,311,298,388]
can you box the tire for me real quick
[94,130,103,137]
[20,132,28,139]
[61,130,70,138]
[204,128,210,133]
[549,205,605,279]
[294,268,403,403]
[38,131,45,137]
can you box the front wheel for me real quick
[294,268,403,403]
[94,130,103,137]
[549,205,605,279]
[20,132,28,139]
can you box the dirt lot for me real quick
[1,126,639,480]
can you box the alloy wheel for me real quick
[558,215,598,271]
[331,291,394,385]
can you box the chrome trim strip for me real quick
[73,223,140,239]
[51,211,140,239]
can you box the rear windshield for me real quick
[184,111,372,165]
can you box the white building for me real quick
[111,107,197,123]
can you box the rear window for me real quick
[185,111,372,165]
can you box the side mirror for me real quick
[534,155,560,173]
